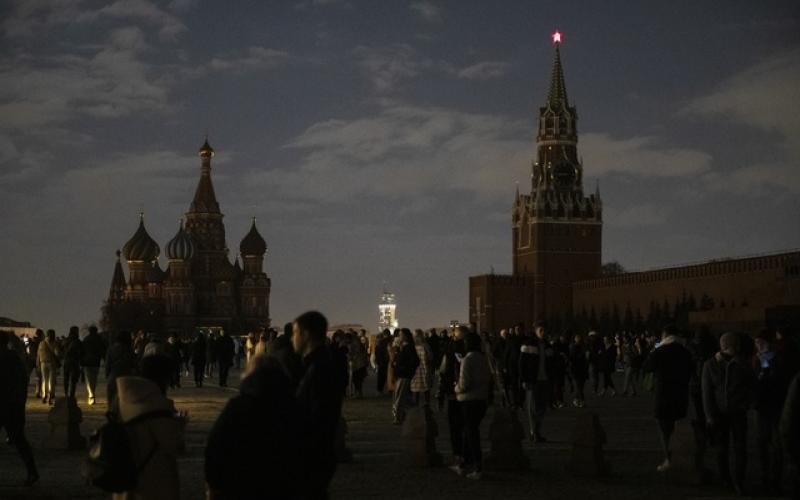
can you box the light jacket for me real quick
[112,376,183,500]
[455,351,491,402]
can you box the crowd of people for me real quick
[2,318,800,498]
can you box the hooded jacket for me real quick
[701,351,756,420]
[112,376,182,500]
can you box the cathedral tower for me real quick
[512,32,602,322]
[238,218,271,327]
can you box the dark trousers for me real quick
[714,412,748,485]
[552,373,565,404]
[505,372,522,407]
[757,410,783,487]
[447,399,464,458]
[602,369,615,390]
[376,364,388,393]
[352,367,367,395]
[63,364,80,399]
[461,400,488,472]
[658,418,676,461]
[219,364,230,387]
[193,362,205,386]
[574,377,586,401]
[0,418,37,478]
[525,381,551,437]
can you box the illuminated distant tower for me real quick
[378,287,398,333]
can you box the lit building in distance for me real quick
[378,288,398,333]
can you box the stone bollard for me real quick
[336,416,353,463]
[401,406,442,467]
[665,419,709,485]
[44,397,85,450]
[484,407,529,470]
[565,412,609,476]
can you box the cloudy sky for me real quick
[1,0,799,332]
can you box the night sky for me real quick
[1,1,799,333]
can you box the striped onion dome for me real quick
[165,220,195,261]
[122,214,160,262]
[239,218,267,256]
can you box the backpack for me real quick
[82,409,174,493]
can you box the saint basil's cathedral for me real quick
[103,140,271,335]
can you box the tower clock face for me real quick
[552,161,576,188]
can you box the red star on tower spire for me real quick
[552,30,562,44]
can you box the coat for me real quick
[112,376,182,500]
[642,336,693,421]
[455,351,491,402]
[393,343,420,379]
[215,335,235,368]
[37,338,59,367]
[205,361,309,499]
[701,352,756,420]
[0,346,28,430]
[519,338,556,385]
[105,342,136,379]
[780,372,800,464]
[569,343,589,380]
[410,343,432,393]
[80,332,106,367]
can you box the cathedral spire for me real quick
[190,137,221,214]
[547,31,568,107]
[109,250,126,302]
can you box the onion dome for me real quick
[147,260,165,283]
[239,218,267,256]
[165,220,195,261]
[199,137,215,158]
[122,214,160,262]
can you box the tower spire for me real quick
[547,31,568,107]
[190,137,221,214]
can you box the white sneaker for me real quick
[466,471,482,480]
[449,465,465,476]
[656,459,671,472]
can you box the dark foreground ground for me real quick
[0,367,792,499]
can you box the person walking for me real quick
[0,331,39,486]
[569,333,589,407]
[702,332,756,496]
[374,330,391,394]
[452,332,491,480]
[61,326,83,400]
[291,311,346,500]
[621,336,643,396]
[349,333,369,398]
[780,372,800,500]
[410,329,432,406]
[599,335,617,397]
[37,329,60,405]
[392,329,420,425]
[191,333,207,388]
[166,334,183,389]
[642,325,693,473]
[519,321,555,442]
[28,330,43,399]
[205,356,309,499]
[216,330,235,387]
[105,330,136,405]
[440,326,467,465]
[111,358,185,500]
[503,325,524,409]
[80,325,106,406]
[205,332,217,378]
[551,334,569,408]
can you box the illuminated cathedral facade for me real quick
[103,140,271,335]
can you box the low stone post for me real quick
[566,412,609,476]
[484,407,529,470]
[45,397,85,450]
[401,406,442,467]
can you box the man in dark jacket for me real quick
[503,325,524,408]
[702,332,756,495]
[205,355,310,499]
[105,330,136,405]
[191,334,207,387]
[519,321,556,442]
[569,333,589,407]
[643,325,693,473]
[375,330,391,394]
[753,330,790,495]
[440,326,466,464]
[292,311,346,500]
[61,326,83,400]
[0,331,39,486]
[780,372,800,500]
[391,328,420,425]
[215,330,235,387]
[80,325,106,406]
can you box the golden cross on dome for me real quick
[552,30,562,44]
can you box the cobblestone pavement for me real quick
[0,369,790,499]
